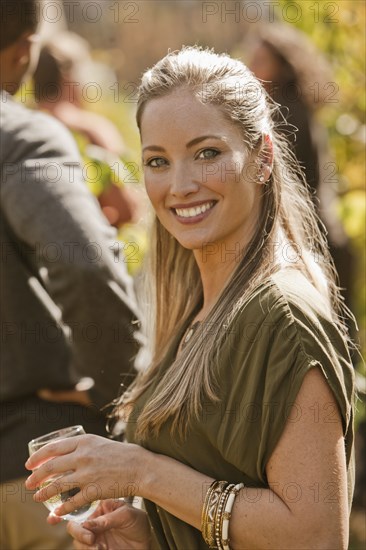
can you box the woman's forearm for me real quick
[140,448,346,549]
[141,451,213,530]
[138,450,300,549]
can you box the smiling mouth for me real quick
[173,201,216,219]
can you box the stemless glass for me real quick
[28,425,99,523]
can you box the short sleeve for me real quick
[215,275,354,487]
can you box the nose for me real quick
[169,162,200,197]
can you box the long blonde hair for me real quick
[115,46,348,440]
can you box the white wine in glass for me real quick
[28,425,99,523]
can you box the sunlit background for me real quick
[23,1,365,546]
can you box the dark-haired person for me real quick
[27,47,355,550]
[0,1,140,548]
[33,30,142,231]
[248,23,355,320]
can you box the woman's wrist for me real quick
[135,448,214,530]
[131,443,158,501]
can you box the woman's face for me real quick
[140,89,262,255]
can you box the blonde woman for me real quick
[26,47,355,550]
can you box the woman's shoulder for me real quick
[236,268,334,326]
[229,268,351,365]
[225,268,354,430]
[269,267,333,320]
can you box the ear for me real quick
[257,134,273,183]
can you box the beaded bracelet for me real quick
[221,483,244,550]
[214,484,235,550]
[201,480,244,549]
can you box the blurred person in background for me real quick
[247,23,355,319]
[33,31,141,231]
[0,1,141,548]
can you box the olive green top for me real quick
[126,269,355,550]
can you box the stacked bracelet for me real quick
[221,483,244,550]
[215,484,235,549]
[201,481,244,550]
[201,480,228,547]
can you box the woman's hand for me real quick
[66,499,150,550]
[25,435,148,518]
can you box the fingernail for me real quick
[82,533,94,544]
[83,520,96,528]
[33,490,43,502]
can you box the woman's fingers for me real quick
[98,499,126,515]
[73,543,104,550]
[46,513,63,525]
[26,436,82,470]
[66,502,113,548]
[25,438,142,510]
[25,455,74,491]
[33,476,83,510]
[27,467,97,516]
[82,503,130,534]
[51,482,100,518]
[67,521,96,546]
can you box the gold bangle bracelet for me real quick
[201,480,228,548]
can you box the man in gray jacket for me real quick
[0,1,140,548]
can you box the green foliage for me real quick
[278,0,366,362]
[277,3,366,543]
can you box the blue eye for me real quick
[197,148,220,160]
[145,157,167,168]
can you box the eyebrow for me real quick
[142,135,226,153]
[186,135,226,148]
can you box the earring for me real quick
[259,174,265,183]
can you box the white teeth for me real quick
[175,202,214,218]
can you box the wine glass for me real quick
[28,425,99,523]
